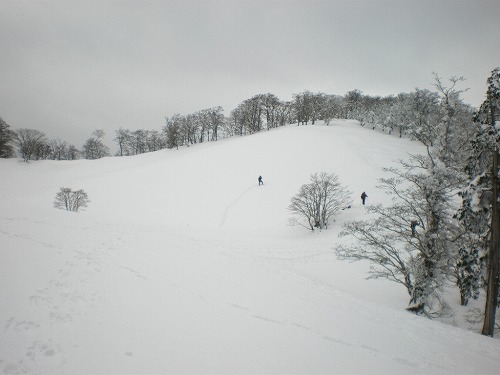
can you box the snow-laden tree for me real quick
[47,139,79,160]
[405,88,440,145]
[293,91,327,125]
[458,67,500,336]
[309,92,326,125]
[454,175,488,306]
[82,130,110,160]
[145,129,165,152]
[239,95,264,134]
[231,95,287,134]
[321,95,344,125]
[114,128,167,156]
[260,93,281,130]
[14,128,47,162]
[454,104,494,308]
[164,114,181,150]
[337,154,461,316]
[289,172,351,231]
[275,100,293,128]
[183,113,201,144]
[204,106,225,141]
[228,107,243,136]
[432,74,477,171]
[343,89,364,121]
[131,129,148,155]
[293,90,312,125]
[383,93,413,136]
[0,116,15,158]
[67,144,80,160]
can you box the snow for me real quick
[1,120,499,374]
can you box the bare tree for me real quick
[336,204,415,292]
[114,128,130,156]
[261,93,280,129]
[276,101,293,127]
[183,113,200,144]
[337,154,462,316]
[54,187,90,212]
[207,106,225,141]
[82,130,110,160]
[164,114,182,149]
[289,172,351,231]
[236,95,263,134]
[54,187,73,211]
[229,106,245,136]
[71,189,90,211]
[293,90,313,125]
[322,95,343,125]
[14,128,47,162]
[67,144,80,160]
[432,73,475,170]
[146,130,165,151]
[49,139,69,160]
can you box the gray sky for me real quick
[1,0,499,147]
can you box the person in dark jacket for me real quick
[258,175,263,185]
[361,191,368,205]
[411,220,419,237]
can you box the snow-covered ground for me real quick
[1,120,499,374]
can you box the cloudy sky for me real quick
[1,0,499,147]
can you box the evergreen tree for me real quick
[0,116,15,158]
[459,68,500,336]
[455,149,491,307]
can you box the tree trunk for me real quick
[482,99,499,337]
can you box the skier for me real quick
[258,175,263,185]
[361,191,368,205]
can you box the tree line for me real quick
[0,78,476,161]
[0,123,109,162]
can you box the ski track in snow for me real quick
[219,184,256,227]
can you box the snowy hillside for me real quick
[1,120,499,374]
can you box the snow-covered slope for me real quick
[1,120,499,374]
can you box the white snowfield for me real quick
[1,120,499,374]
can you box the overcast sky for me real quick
[1,0,499,147]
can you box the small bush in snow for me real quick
[288,172,352,231]
[54,187,90,212]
